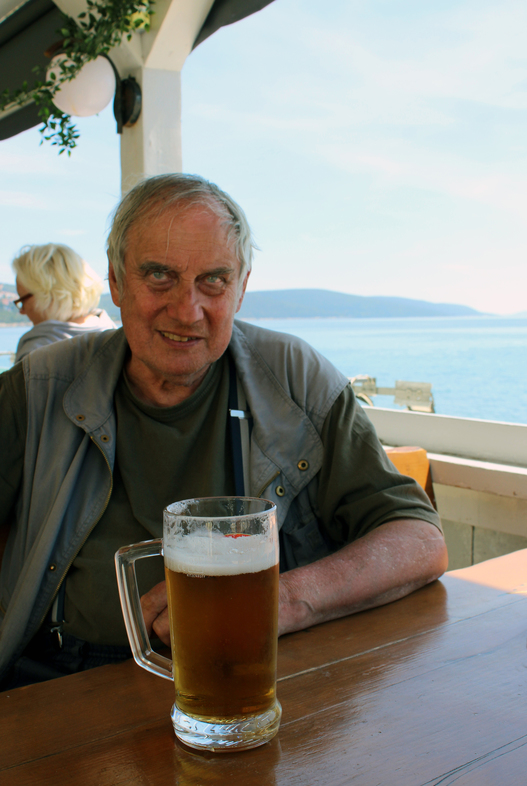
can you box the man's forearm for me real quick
[278,519,448,636]
[142,519,448,645]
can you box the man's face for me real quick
[109,204,249,404]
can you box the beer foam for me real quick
[164,529,277,576]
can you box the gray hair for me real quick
[107,173,256,291]
[12,243,103,321]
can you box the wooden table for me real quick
[2,549,527,785]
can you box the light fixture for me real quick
[45,49,142,134]
[112,69,142,134]
[47,55,116,117]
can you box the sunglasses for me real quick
[13,293,33,311]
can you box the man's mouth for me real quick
[160,331,197,343]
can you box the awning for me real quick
[193,0,274,48]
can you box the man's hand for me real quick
[141,581,171,646]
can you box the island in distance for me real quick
[237,289,487,319]
[0,286,491,324]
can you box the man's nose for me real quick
[166,283,204,324]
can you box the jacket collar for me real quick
[63,328,128,432]
[63,323,328,496]
[229,323,324,495]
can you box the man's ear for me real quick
[108,255,121,307]
[235,271,250,313]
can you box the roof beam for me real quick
[140,0,214,71]
[53,0,214,74]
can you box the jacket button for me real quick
[49,564,57,571]
[75,414,85,422]
[298,460,309,471]
[100,434,110,443]
[276,486,285,497]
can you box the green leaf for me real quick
[11,0,154,155]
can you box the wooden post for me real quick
[120,67,182,193]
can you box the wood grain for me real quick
[2,550,527,785]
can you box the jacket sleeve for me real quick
[0,363,27,549]
[316,385,442,549]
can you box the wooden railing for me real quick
[366,407,527,568]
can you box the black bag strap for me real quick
[228,352,252,497]
[49,580,66,647]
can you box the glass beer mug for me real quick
[115,497,282,752]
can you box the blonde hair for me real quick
[12,244,103,322]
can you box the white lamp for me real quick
[47,55,116,117]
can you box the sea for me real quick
[1,315,526,425]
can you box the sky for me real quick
[1,0,526,315]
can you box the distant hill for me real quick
[0,284,490,323]
[0,283,28,324]
[237,289,487,319]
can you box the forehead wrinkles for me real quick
[129,206,237,271]
[160,211,178,263]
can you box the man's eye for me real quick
[206,275,221,284]
[150,270,168,281]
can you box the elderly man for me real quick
[0,174,447,689]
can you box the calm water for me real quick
[1,316,526,424]
[244,316,527,425]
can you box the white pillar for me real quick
[120,67,182,194]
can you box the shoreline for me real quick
[1,315,524,328]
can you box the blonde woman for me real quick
[12,243,116,362]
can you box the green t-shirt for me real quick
[64,355,235,644]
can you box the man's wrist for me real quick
[278,570,315,636]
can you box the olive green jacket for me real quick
[0,321,349,678]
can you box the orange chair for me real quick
[384,446,436,508]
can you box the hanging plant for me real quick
[0,0,154,155]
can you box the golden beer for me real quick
[165,530,279,720]
[116,497,281,750]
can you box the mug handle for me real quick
[115,539,173,681]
